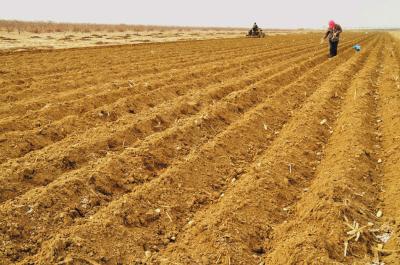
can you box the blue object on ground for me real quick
[353,44,361,52]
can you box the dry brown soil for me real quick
[0,32,400,265]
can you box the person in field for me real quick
[248,22,260,36]
[252,22,259,32]
[323,20,342,58]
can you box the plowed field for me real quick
[1,33,400,265]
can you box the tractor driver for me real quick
[252,22,259,32]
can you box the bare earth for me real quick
[0,30,247,51]
[1,32,400,265]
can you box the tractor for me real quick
[247,28,266,38]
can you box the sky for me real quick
[1,0,400,29]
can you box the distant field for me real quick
[0,20,300,51]
[0,20,247,33]
[0,30,248,51]
[0,20,243,50]
[390,31,400,39]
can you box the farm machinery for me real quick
[246,27,266,38]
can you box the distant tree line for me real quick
[0,20,245,33]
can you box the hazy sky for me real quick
[2,0,399,29]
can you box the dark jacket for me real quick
[324,24,342,42]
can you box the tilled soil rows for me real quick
[1,33,399,265]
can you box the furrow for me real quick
[0,35,359,203]
[263,35,385,264]
[149,35,382,265]
[0,35,379,265]
[0,37,264,91]
[0,35,327,129]
[0,34,322,89]
[0,34,321,113]
[376,35,400,264]
[0,38,345,162]
[0,35,330,132]
[0,35,291,89]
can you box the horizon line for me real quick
[1,19,400,31]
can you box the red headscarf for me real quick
[329,20,335,29]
